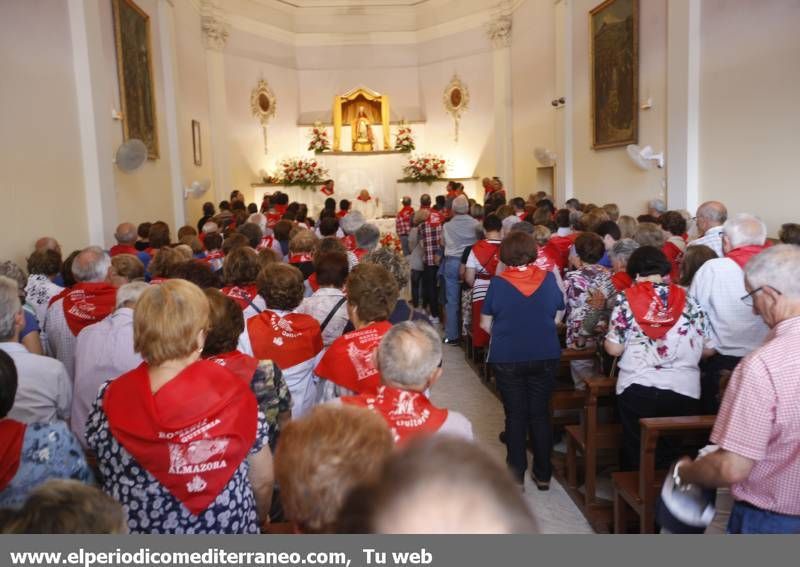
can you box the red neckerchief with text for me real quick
[104,361,257,515]
[246,311,323,370]
[342,386,448,445]
[726,245,768,270]
[612,271,633,292]
[266,212,281,229]
[221,285,259,311]
[499,264,547,297]
[62,282,117,336]
[0,419,26,491]
[289,253,313,264]
[426,210,444,228]
[109,244,138,257]
[314,321,392,394]
[209,351,259,383]
[397,205,414,222]
[625,282,687,341]
[257,236,275,252]
[472,239,501,276]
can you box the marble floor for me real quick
[429,343,595,534]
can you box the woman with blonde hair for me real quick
[86,280,273,533]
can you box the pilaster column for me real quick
[201,0,231,202]
[666,0,701,212]
[488,7,514,194]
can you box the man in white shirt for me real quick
[71,282,147,446]
[45,247,115,379]
[688,201,728,257]
[0,276,70,424]
[689,213,770,413]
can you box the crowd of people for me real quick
[0,181,798,534]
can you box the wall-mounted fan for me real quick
[626,145,664,170]
[184,179,211,199]
[534,147,557,167]
[114,139,148,172]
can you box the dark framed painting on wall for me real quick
[590,0,639,150]
[112,0,159,159]
[192,120,201,166]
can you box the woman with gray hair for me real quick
[0,262,44,355]
[339,210,366,253]
[354,223,380,262]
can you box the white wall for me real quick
[699,0,800,235]
[0,0,89,266]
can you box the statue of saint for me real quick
[351,106,374,152]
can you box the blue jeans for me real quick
[442,256,462,341]
[400,234,410,256]
[728,501,800,534]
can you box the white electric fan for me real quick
[114,139,148,172]
[534,147,557,167]
[626,144,664,170]
[184,179,212,199]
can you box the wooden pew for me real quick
[550,348,599,429]
[565,375,620,510]
[612,415,716,534]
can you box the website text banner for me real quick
[0,535,780,567]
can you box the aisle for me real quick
[429,344,595,534]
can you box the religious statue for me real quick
[351,106,374,152]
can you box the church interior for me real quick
[1,0,800,536]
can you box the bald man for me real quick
[109,223,138,257]
[688,201,728,257]
[34,237,61,255]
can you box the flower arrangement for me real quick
[402,154,448,184]
[380,232,402,254]
[307,122,331,153]
[394,125,415,152]
[277,157,329,187]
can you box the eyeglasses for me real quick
[740,286,782,307]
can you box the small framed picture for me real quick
[191,119,202,166]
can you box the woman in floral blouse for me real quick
[565,233,616,387]
[604,246,716,470]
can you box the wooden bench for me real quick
[565,375,620,510]
[612,415,716,533]
[550,348,600,428]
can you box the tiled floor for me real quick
[429,344,594,534]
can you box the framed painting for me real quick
[191,120,201,166]
[590,0,638,150]
[112,0,159,159]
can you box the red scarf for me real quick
[209,351,259,383]
[625,282,687,341]
[612,271,633,292]
[397,206,414,222]
[663,241,685,281]
[499,264,547,297]
[289,253,313,264]
[314,321,392,394]
[257,236,275,251]
[342,386,448,445]
[320,185,334,196]
[0,419,26,492]
[104,361,257,515]
[221,285,258,311]
[357,195,372,203]
[336,210,348,219]
[62,282,117,336]
[246,311,323,370]
[353,248,369,261]
[534,247,557,273]
[341,234,357,252]
[726,245,768,270]
[109,244,138,257]
[266,212,282,229]
[204,250,223,262]
[472,239,501,276]
[426,210,444,228]
[308,272,320,292]
[274,204,288,217]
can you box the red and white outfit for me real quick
[465,239,501,348]
[240,309,323,417]
[203,250,224,272]
[395,205,415,238]
[222,284,266,321]
[340,385,472,445]
[45,282,117,379]
[662,235,687,282]
[314,320,392,401]
[103,361,258,516]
